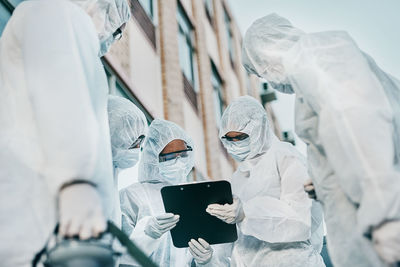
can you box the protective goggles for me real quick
[221,133,249,142]
[113,27,123,41]
[129,135,145,149]
[159,146,193,162]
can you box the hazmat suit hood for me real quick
[138,119,194,183]
[108,95,148,169]
[219,96,276,161]
[242,13,304,93]
[72,0,131,55]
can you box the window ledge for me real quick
[182,73,198,112]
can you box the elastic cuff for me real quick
[59,179,97,192]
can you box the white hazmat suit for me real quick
[108,95,148,226]
[214,96,325,267]
[0,0,130,266]
[119,119,230,266]
[242,13,400,267]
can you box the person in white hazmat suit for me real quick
[0,0,130,266]
[206,96,325,267]
[241,13,400,267]
[119,119,230,266]
[107,95,148,226]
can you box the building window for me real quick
[177,3,196,89]
[204,0,213,25]
[138,0,154,20]
[0,0,24,36]
[246,74,252,95]
[211,61,224,126]
[131,0,156,49]
[103,62,153,123]
[177,2,198,110]
[224,9,235,68]
[0,4,10,36]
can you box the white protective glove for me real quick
[304,179,317,200]
[144,213,180,239]
[188,238,213,265]
[372,220,400,264]
[206,197,245,224]
[59,183,106,240]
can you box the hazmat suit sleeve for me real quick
[240,152,312,243]
[205,243,233,267]
[284,31,400,236]
[19,4,100,193]
[120,188,162,259]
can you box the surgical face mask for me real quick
[98,26,124,57]
[99,34,115,57]
[113,148,140,169]
[159,157,193,184]
[225,138,251,162]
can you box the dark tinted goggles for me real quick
[221,133,249,142]
[159,146,193,162]
[129,135,145,149]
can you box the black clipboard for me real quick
[161,180,238,248]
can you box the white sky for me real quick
[229,0,400,154]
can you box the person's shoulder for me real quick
[297,31,356,50]
[285,30,359,73]
[14,0,81,14]
[273,140,305,161]
[305,30,349,38]
[119,183,147,210]
[120,183,144,198]
[271,139,294,151]
[11,0,92,30]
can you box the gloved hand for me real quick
[372,220,400,264]
[144,213,180,239]
[58,183,106,240]
[206,197,244,224]
[304,179,317,200]
[189,238,213,265]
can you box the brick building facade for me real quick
[0,0,281,182]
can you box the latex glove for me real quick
[59,183,106,240]
[304,179,317,200]
[372,220,400,264]
[189,238,213,265]
[144,213,180,239]
[206,197,244,224]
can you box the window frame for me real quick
[210,60,224,127]
[131,0,157,49]
[138,0,154,20]
[0,0,14,13]
[204,0,214,26]
[177,2,196,88]
[223,7,235,68]
[103,59,153,123]
[0,0,17,37]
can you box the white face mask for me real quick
[98,34,115,57]
[158,157,193,184]
[225,138,251,162]
[114,148,140,169]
